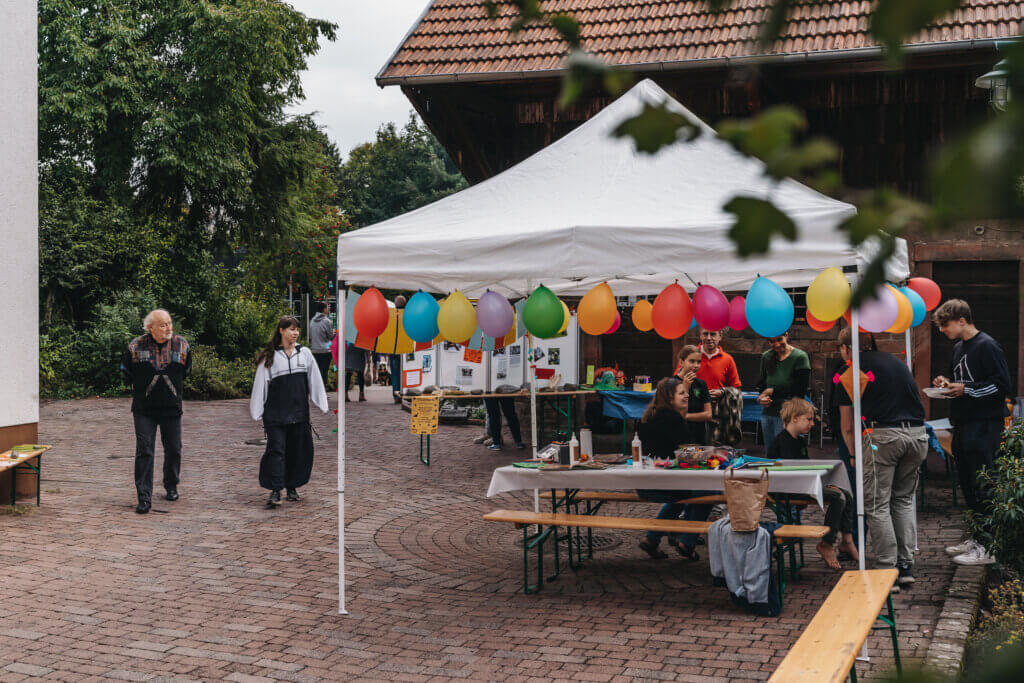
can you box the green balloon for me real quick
[523,285,565,339]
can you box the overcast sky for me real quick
[286,1,430,157]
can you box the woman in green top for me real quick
[756,333,811,451]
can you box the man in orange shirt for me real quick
[691,328,743,444]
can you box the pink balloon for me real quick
[605,310,621,334]
[693,285,730,331]
[728,296,748,331]
[857,287,899,333]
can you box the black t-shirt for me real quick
[837,351,924,424]
[766,429,808,460]
[686,378,710,445]
[639,409,690,459]
[949,331,1013,424]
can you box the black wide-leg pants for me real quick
[259,422,314,491]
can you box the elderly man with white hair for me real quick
[120,309,192,513]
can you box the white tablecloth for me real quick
[487,459,851,509]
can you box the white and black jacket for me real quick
[250,345,329,426]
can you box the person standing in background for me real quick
[755,333,811,452]
[309,302,334,390]
[390,296,407,404]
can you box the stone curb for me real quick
[925,563,988,679]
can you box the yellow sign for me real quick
[410,395,440,435]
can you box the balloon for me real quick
[605,310,621,334]
[856,286,899,333]
[352,287,389,338]
[745,277,794,337]
[806,310,836,332]
[900,286,927,327]
[331,331,339,365]
[651,282,693,339]
[631,299,653,332]
[907,277,942,311]
[476,290,514,339]
[689,316,697,330]
[577,283,617,336]
[402,291,440,343]
[553,300,570,335]
[437,290,477,343]
[728,296,747,331]
[523,285,564,339]
[842,308,870,334]
[692,284,730,331]
[806,267,851,322]
[886,285,914,334]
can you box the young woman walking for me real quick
[250,316,329,507]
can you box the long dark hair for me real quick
[257,315,302,368]
[642,377,683,423]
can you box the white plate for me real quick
[923,387,952,399]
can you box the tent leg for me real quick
[337,283,348,615]
[852,307,866,659]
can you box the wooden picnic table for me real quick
[0,446,52,506]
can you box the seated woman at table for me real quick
[635,372,711,561]
[769,398,858,570]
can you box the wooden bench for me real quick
[539,490,727,505]
[0,446,51,506]
[769,569,901,683]
[483,509,828,597]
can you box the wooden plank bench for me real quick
[0,446,52,506]
[769,569,901,683]
[483,509,828,597]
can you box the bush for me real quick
[184,345,254,400]
[968,419,1024,573]
[39,324,81,397]
[968,578,1024,670]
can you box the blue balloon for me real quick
[402,290,440,343]
[689,315,697,330]
[745,276,794,337]
[900,286,927,327]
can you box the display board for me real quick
[436,341,489,391]
[489,340,526,390]
[401,348,436,389]
[529,312,580,385]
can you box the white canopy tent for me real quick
[335,79,909,616]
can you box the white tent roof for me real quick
[338,79,907,297]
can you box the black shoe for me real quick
[267,490,282,507]
[897,563,915,586]
[165,488,178,501]
[286,488,299,502]
[639,540,668,559]
[668,541,700,561]
[136,500,151,514]
[487,443,503,451]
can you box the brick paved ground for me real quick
[0,389,967,681]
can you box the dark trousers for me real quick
[390,355,402,395]
[637,489,713,549]
[485,397,522,445]
[838,438,860,547]
[952,418,1005,515]
[823,486,856,545]
[133,413,181,503]
[313,352,332,389]
[260,423,314,491]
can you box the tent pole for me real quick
[852,306,868,661]
[337,282,348,615]
[904,329,913,372]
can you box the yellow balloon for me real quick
[577,283,617,336]
[886,285,914,334]
[632,299,654,332]
[806,267,851,322]
[437,290,477,342]
[557,300,570,335]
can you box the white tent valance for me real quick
[338,79,908,296]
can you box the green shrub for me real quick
[184,345,254,400]
[39,324,81,397]
[968,419,1024,573]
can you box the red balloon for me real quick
[331,331,339,365]
[651,283,693,339]
[605,310,621,334]
[353,287,389,338]
[728,296,748,331]
[907,277,942,311]
[806,310,836,332]
[693,284,730,331]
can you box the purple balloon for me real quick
[857,286,899,333]
[476,290,514,338]
[693,285,730,331]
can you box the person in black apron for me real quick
[250,316,329,507]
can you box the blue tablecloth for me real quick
[599,389,765,423]
[741,391,762,423]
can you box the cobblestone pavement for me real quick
[0,390,966,681]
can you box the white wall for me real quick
[0,2,39,428]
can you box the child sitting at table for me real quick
[768,398,858,570]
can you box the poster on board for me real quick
[402,348,437,389]
[530,311,579,385]
[437,341,488,391]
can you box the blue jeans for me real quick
[389,355,401,395]
[761,415,784,452]
[637,490,713,549]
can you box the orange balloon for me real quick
[631,299,654,332]
[806,310,836,332]
[651,283,693,339]
[577,283,617,336]
[907,277,942,311]
[886,285,914,334]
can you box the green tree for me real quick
[337,115,467,228]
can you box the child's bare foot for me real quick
[838,537,860,563]
[817,541,841,570]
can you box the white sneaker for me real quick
[945,539,980,556]
[952,545,996,566]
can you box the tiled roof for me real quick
[378,0,1021,82]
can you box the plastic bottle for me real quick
[569,434,579,466]
[580,428,593,461]
[631,433,642,470]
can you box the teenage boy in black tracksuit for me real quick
[120,309,192,514]
[932,299,1012,566]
